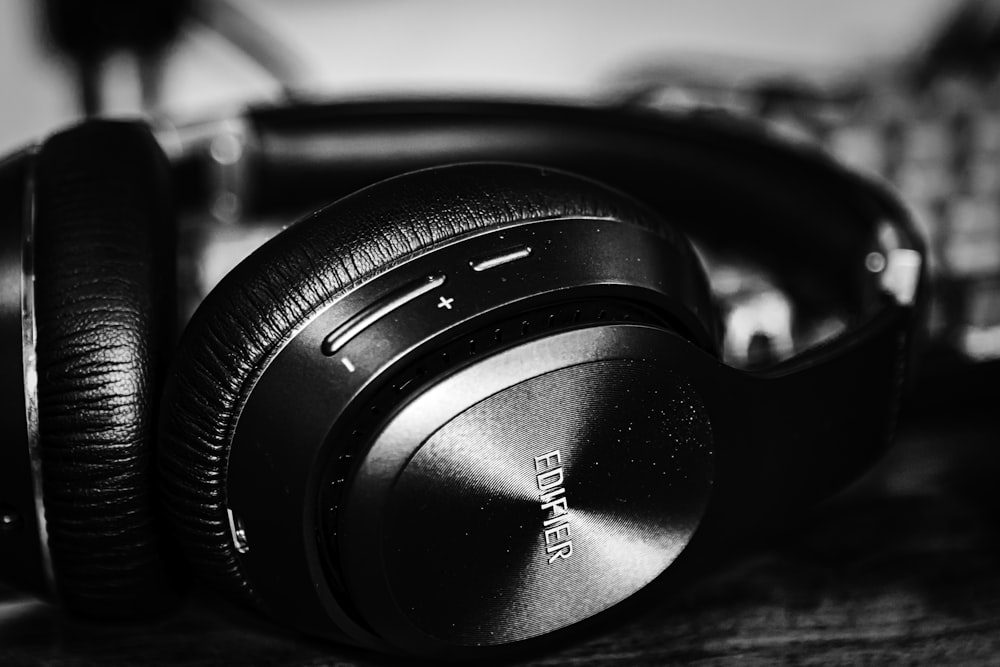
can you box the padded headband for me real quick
[172,100,921,312]
[166,98,925,508]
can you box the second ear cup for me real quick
[157,163,713,616]
[33,121,175,617]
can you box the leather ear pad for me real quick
[158,163,711,608]
[34,121,175,618]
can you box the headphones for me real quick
[0,98,924,659]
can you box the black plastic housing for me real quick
[226,216,718,655]
[224,211,912,658]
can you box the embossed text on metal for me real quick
[534,450,573,564]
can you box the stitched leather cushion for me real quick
[158,163,708,609]
[34,121,175,618]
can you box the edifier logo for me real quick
[534,450,573,564]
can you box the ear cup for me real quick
[33,121,175,617]
[158,163,712,610]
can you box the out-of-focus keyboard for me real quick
[825,78,1000,366]
[619,70,1000,382]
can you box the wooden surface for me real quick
[2,419,1000,666]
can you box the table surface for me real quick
[2,417,999,666]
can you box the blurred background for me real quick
[0,0,957,152]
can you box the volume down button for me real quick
[321,273,447,356]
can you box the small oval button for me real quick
[469,245,532,272]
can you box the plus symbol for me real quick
[437,296,455,310]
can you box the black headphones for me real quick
[0,98,924,659]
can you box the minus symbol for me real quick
[341,358,356,373]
